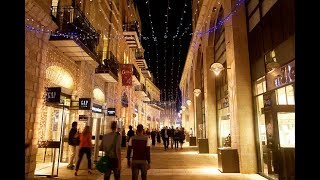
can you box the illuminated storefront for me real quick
[35,66,75,177]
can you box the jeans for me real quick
[163,138,169,149]
[132,162,148,180]
[68,145,76,166]
[75,147,91,171]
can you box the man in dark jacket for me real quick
[127,125,135,142]
[67,121,79,169]
[127,124,151,180]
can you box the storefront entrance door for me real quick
[262,91,295,180]
[35,106,69,177]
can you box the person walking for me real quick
[161,126,169,150]
[150,129,156,146]
[127,125,135,143]
[179,128,186,149]
[100,121,122,180]
[173,127,180,149]
[127,124,151,180]
[75,126,92,176]
[67,121,79,169]
[121,128,127,147]
[156,129,161,143]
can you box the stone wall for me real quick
[25,0,57,178]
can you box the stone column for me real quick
[194,53,203,139]
[25,0,58,178]
[223,0,257,173]
[204,46,218,154]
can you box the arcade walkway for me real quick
[34,142,267,180]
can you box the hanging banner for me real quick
[121,64,133,86]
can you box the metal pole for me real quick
[56,103,65,176]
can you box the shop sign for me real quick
[107,108,116,116]
[79,115,89,121]
[46,87,61,103]
[79,98,91,110]
[121,64,133,86]
[266,60,295,91]
[92,104,102,113]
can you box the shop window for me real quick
[247,0,259,16]
[262,0,278,17]
[276,87,287,105]
[277,112,295,147]
[249,8,260,32]
[254,76,266,96]
[286,85,295,105]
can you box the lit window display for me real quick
[277,112,295,148]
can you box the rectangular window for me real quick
[262,0,278,17]
[277,112,295,148]
[276,87,287,105]
[249,8,260,32]
[254,76,266,96]
[286,85,295,105]
[247,0,259,16]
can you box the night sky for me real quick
[135,0,192,105]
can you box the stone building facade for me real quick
[180,0,294,179]
[25,0,161,178]
[179,0,256,174]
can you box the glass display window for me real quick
[277,112,295,148]
[275,84,295,105]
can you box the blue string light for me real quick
[196,0,246,36]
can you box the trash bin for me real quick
[198,138,209,153]
[218,148,240,173]
[189,136,197,146]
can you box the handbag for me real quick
[96,134,118,173]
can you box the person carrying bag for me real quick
[98,121,121,180]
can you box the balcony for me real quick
[144,91,151,101]
[132,64,140,86]
[141,69,152,79]
[95,51,119,83]
[135,48,148,69]
[123,22,142,49]
[49,6,100,66]
[134,84,147,97]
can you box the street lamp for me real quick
[193,88,201,97]
[186,99,192,106]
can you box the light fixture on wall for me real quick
[193,89,201,97]
[181,105,186,111]
[210,62,225,75]
[186,99,192,106]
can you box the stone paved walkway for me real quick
[34,141,267,180]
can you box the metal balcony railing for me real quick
[135,48,144,59]
[50,6,99,59]
[95,51,119,78]
[134,84,146,92]
[132,65,140,82]
[123,21,140,38]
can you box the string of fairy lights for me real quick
[26,0,248,107]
